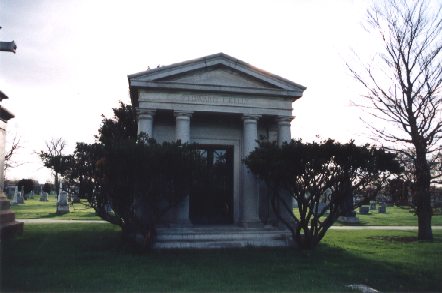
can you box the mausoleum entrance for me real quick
[129,53,306,235]
[190,145,234,225]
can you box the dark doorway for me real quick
[190,145,234,225]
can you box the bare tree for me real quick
[4,134,23,172]
[348,0,442,240]
[38,138,69,195]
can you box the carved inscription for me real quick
[185,95,247,105]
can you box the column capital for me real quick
[136,108,156,119]
[277,115,294,126]
[174,110,193,118]
[242,114,261,122]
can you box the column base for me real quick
[239,220,263,228]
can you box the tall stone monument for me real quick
[0,91,23,239]
[0,31,23,239]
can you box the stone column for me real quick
[175,111,192,143]
[277,116,294,226]
[174,111,193,225]
[277,116,293,146]
[241,114,262,227]
[136,108,155,138]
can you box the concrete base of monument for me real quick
[153,226,293,249]
[337,216,360,224]
[56,206,70,215]
[0,193,24,239]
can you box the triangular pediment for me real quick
[157,65,279,90]
[129,53,306,103]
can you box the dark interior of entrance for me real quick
[190,145,234,225]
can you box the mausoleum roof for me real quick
[128,53,306,107]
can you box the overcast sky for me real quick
[0,0,383,183]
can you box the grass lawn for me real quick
[294,206,442,226]
[1,223,442,292]
[10,196,100,220]
[11,198,442,226]
[355,205,442,226]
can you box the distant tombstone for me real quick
[21,187,27,200]
[105,203,113,214]
[378,202,387,213]
[369,201,377,210]
[10,191,18,205]
[315,202,328,215]
[25,191,33,200]
[56,191,70,214]
[338,215,359,223]
[10,186,18,204]
[40,192,48,202]
[72,193,80,203]
[359,206,369,215]
[16,192,24,204]
[5,186,17,199]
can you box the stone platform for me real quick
[153,226,293,249]
[0,195,23,239]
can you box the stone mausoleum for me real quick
[128,53,306,248]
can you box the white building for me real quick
[128,53,306,248]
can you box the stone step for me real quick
[0,198,11,210]
[0,210,16,224]
[0,221,24,240]
[153,226,293,249]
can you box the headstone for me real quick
[369,201,376,210]
[16,192,24,204]
[338,215,360,223]
[72,193,80,203]
[10,186,19,204]
[10,191,18,205]
[56,191,70,214]
[359,206,369,215]
[315,202,328,215]
[21,187,27,200]
[378,202,386,213]
[5,185,17,199]
[25,191,33,200]
[40,192,48,202]
[105,203,113,214]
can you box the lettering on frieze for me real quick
[184,95,247,106]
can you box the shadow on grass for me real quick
[2,224,441,292]
[37,211,98,219]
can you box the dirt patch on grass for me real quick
[367,236,418,243]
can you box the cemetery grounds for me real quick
[1,195,442,292]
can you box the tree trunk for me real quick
[54,173,59,198]
[414,146,433,241]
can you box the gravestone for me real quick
[10,191,17,205]
[25,191,33,200]
[4,185,17,199]
[338,214,360,223]
[315,202,328,215]
[16,192,24,204]
[359,206,369,215]
[369,201,376,210]
[56,191,70,214]
[72,193,80,203]
[10,187,18,204]
[378,202,386,213]
[40,192,48,202]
